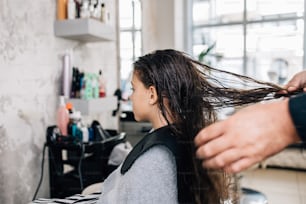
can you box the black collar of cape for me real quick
[121,125,177,174]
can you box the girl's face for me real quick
[130,72,152,122]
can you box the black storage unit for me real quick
[46,126,126,198]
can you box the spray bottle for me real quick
[56,96,69,136]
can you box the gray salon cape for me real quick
[97,125,178,204]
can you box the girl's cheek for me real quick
[130,93,134,101]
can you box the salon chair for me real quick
[241,187,268,204]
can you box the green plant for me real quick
[198,42,216,62]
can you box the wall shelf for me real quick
[54,18,115,42]
[66,96,117,115]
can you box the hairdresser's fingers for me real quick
[285,85,306,92]
[284,71,306,92]
[284,76,299,90]
[194,121,225,147]
[287,86,300,92]
[201,148,242,169]
[225,157,260,173]
[195,132,233,160]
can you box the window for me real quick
[119,0,142,103]
[191,0,304,84]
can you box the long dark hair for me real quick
[133,49,284,204]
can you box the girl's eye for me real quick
[131,87,135,92]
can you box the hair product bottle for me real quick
[56,96,69,136]
[99,69,106,97]
[67,0,76,19]
[62,52,71,98]
[100,3,110,23]
[57,0,67,20]
[80,0,90,18]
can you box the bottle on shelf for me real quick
[82,73,93,100]
[56,96,70,136]
[80,0,90,18]
[57,0,68,20]
[66,102,74,114]
[67,110,84,141]
[75,0,82,18]
[92,73,99,99]
[89,0,96,18]
[98,69,106,97]
[67,103,75,137]
[100,3,110,23]
[73,111,83,140]
[62,52,71,99]
[67,0,76,19]
[93,0,102,20]
[81,126,89,142]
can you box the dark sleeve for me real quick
[289,93,306,142]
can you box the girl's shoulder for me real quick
[124,145,177,185]
[134,145,176,168]
[121,125,177,174]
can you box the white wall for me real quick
[142,0,186,54]
[0,0,118,203]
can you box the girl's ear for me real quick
[148,86,158,105]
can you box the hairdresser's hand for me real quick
[284,70,306,92]
[194,99,300,173]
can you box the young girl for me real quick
[97,49,284,204]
